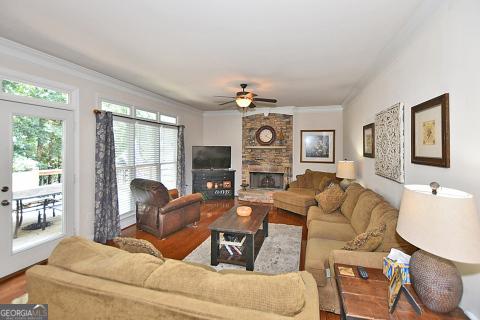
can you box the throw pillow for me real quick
[317,176,333,193]
[296,174,307,188]
[343,224,386,251]
[113,237,163,259]
[303,169,314,188]
[315,183,345,213]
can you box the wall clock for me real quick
[255,125,276,146]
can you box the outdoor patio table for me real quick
[12,183,62,239]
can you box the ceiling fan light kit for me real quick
[236,96,252,108]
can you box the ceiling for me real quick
[0,0,425,111]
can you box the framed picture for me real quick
[389,266,422,315]
[388,266,403,312]
[411,93,450,167]
[375,103,405,183]
[300,130,335,163]
[363,123,375,158]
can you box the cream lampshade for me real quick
[336,160,356,190]
[397,184,480,313]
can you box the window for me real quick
[1,79,69,104]
[160,114,177,124]
[101,101,178,215]
[101,101,131,115]
[136,109,158,121]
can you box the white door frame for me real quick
[0,99,75,277]
[0,67,80,237]
[0,70,79,277]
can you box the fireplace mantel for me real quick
[245,146,287,149]
[247,165,287,174]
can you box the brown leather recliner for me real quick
[130,178,203,239]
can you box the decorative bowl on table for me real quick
[236,206,252,217]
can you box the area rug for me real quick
[184,223,302,274]
[11,293,28,304]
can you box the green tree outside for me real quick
[2,79,68,104]
[2,80,65,185]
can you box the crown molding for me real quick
[203,105,342,117]
[0,37,202,115]
[294,105,343,113]
[341,0,446,107]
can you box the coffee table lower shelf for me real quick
[214,229,266,270]
[210,229,268,271]
[209,205,270,271]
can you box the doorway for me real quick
[0,99,74,277]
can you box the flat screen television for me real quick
[192,146,231,170]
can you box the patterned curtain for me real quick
[177,125,186,196]
[94,111,121,243]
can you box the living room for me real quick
[0,1,479,319]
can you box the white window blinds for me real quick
[112,117,178,215]
[160,126,178,191]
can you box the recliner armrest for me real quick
[159,193,203,214]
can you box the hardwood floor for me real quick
[0,199,339,319]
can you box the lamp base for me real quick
[410,250,463,313]
[339,179,353,190]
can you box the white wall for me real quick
[202,106,343,193]
[202,112,243,193]
[343,0,480,317]
[0,39,204,238]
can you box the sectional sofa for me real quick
[26,237,320,320]
[273,169,338,216]
[305,182,416,313]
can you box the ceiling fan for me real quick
[215,83,277,109]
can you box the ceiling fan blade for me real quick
[219,100,236,105]
[254,98,278,103]
[248,102,256,109]
[214,95,235,98]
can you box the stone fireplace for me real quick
[238,113,293,203]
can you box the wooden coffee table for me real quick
[209,205,269,271]
[335,263,467,320]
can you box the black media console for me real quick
[192,169,235,200]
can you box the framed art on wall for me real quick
[411,93,450,167]
[300,130,335,163]
[363,123,375,158]
[375,102,405,183]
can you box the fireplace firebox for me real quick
[249,172,284,189]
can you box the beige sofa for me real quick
[27,237,320,320]
[273,169,338,216]
[305,183,416,313]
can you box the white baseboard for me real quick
[120,212,136,229]
[465,311,478,320]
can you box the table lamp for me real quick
[336,160,356,190]
[397,183,480,313]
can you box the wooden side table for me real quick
[334,263,468,320]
